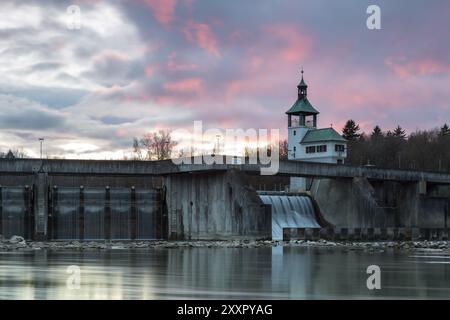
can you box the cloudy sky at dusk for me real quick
[0,0,449,158]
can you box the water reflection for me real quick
[0,246,450,299]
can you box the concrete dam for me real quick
[1,158,450,241]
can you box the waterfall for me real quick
[259,194,320,240]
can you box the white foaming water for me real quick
[259,195,321,240]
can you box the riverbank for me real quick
[1,235,450,252]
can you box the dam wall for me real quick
[0,158,449,241]
[311,178,450,230]
[0,169,164,240]
[164,170,271,240]
[48,186,163,240]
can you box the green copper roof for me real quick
[298,76,307,87]
[301,128,347,143]
[286,97,319,115]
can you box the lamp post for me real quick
[215,135,221,155]
[39,138,44,159]
[164,139,169,160]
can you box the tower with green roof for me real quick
[286,70,347,167]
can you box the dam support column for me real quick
[164,170,271,240]
[311,177,392,229]
[33,172,48,240]
[290,177,307,192]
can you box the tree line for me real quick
[341,120,450,172]
[130,121,450,173]
[130,130,289,161]
[0,148,27,159]
[131,130,178,160]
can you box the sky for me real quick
[0,0,449,158]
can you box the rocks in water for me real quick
[8,235,26,244]
[0,238,449,251]
[111,246,126,250]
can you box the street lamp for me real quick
[38,138,44,159]
[215,135,221,155]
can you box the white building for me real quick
[286,70,347,190]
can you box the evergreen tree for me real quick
[342,119,361,141]
[371,125,383,138]
[440,123,450,136]
[393,125,406,139]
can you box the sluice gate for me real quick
[259,193,322,240]
[0,186,33,239]
[0,185,166,240]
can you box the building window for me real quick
[293,146,296,152]
[293,130,296,136]
[306,146,316,154]
[335,144,345,152]
[337,159,343,164]
[317,145,327,153]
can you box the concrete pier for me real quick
[164,170,271,240]
[34,172,48,240]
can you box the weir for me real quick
[259,193,321,240]
[0,184,164,240]
[0,186,33,239]
[0,158,449,241]
[48,186,163,240]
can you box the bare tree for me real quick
[279,139,288,160]
[132,137,143,160]
[133,130,177,160]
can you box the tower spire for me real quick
[297,67,307,99]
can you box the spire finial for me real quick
[297,66,307,98]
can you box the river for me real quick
[1,246,449,299]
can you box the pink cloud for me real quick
[385,57,450,79]
[266,24,313,62]
[144,65,155,77]
[250,56,263,69]
[219,24,314,102]
[164,77,204,93]
[115,128,129,137]
[183,20,220,57]
[224,72,277,100]
[167,52,198,72]
[328,76,407,112]
[92,50,130,62]
[143,0,177,26]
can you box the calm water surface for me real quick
[1,246,450,299]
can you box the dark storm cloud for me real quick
[96,115,138,125]
[0,95,66,130]
[0,86,89,109]
[82,54,146,87]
